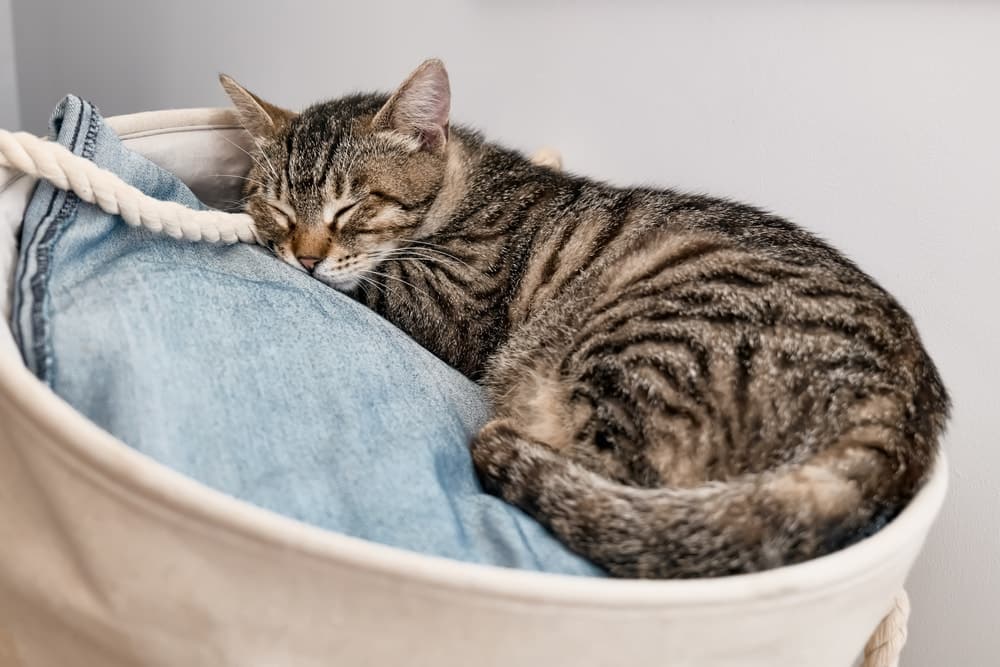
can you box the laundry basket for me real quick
[0,108,948,667]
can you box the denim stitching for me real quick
[11,101,85,364]
[28,100,102,384]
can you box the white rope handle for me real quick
[0,130,573,248]
[862,589,910,667]
[0,129,257,244]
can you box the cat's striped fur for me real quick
[222,60,949,578]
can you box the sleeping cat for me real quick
[220,59,949,578]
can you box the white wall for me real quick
[10,2,1000,663]
[0,0,19,130]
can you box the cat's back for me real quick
[491,156,948,456]
[498,160,896,331]
[461,139,946,429]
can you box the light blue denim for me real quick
[12,96,602,576]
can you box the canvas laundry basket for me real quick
[0,108,948,667]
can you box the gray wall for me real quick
[0,0,18,130]
[9,2,1000,664]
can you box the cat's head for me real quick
[220,59,451,291]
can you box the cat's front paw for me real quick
[470,419,556,515]
[470,420,520,496]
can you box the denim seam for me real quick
[10,187,58,351]
[29,104,101,385]
[11,107,83,359]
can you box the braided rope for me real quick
[0,129,258,244]
[862,589,910,667]
[0,131,571,248]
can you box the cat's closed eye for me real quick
[265,200,296,229]
[328,200,362,229]
[369,191,410,210]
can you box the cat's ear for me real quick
[372,59,450,152]
[219,74,296,140]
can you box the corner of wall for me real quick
[0,0,21,130]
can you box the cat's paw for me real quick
[470,419,556,515]
[470,420,522,496]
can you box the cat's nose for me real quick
[298,256,320,272]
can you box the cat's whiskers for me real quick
[374,249,450,264]
[213,173,269,189]
[370,252,457,277]
[210,130,279,182]
[354,273,384,301]
[382,256,460,275]
[363,267,434,300]
[373,246,473,271]
[402,240,474,267]
[214,196,252,213]
[250,138,280,182]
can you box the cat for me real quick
[220,59,949,578]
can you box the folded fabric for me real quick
[11,96,602,576]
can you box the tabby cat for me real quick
[220,59,948,578]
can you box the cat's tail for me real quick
[471,420,922,578]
